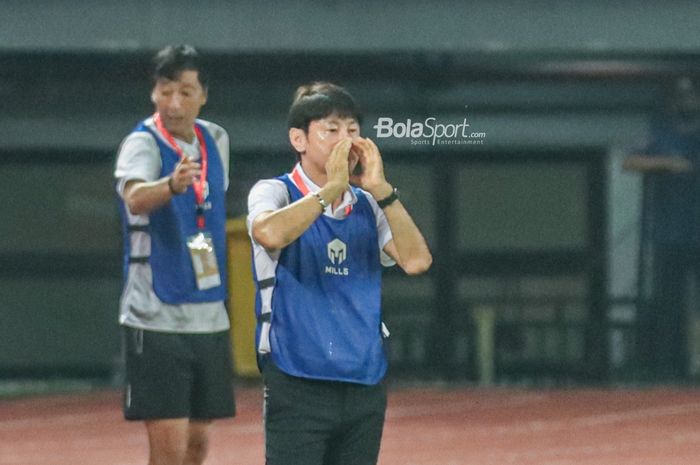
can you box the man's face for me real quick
[151,70,207,140]
[303,115,361,172]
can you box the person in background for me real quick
[624,76,700,380]
[114,44,235,465]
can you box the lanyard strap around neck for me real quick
[153,113,209,229]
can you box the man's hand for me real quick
[169,157,201,194]
[323,138,353,201]
[350,137,393,199]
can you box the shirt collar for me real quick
[147,117,200,150]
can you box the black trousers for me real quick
[263,361,387,465]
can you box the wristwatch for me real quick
[312,192,329,210]
[376,187,399,209]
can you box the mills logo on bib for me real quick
[325,238,349,276]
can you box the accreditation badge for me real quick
[187,232,221,290]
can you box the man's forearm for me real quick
[252,182,345,250]
[252,196,323,251]
[623,154,692,173]
[382,200,432,275]
[123,178,176,215]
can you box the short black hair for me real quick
[152,45,208,89]
[288,82,362,132]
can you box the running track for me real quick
[2,385,700,464]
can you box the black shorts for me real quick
[122,327,236,421]
[263,361,386,465]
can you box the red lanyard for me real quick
[153,113,208,229]
[291,166,352,216]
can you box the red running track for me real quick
[2,385,700,464]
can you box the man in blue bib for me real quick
[115,45,235,465]
[247,82,432,465]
